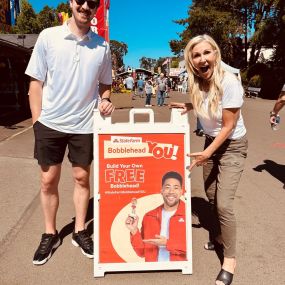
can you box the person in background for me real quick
[156,73,167,106]
[269,83,285,130]
[25,0,114,265]
[145,80,153,107]
[125,73,135,100]
[170,34,248,285]
[137,76,145,98]
[164,76,171,98]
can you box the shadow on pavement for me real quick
[191,196,223,264]
[58,198,94,242]
[253,159,285,189]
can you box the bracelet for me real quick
[270,111,276,117]
[101,97,111,103]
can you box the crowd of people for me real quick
[111,73,186,107]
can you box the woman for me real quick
[171,35,248,285]
[145,80,153,107]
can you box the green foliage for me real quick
[248,75,262,87]
[240,70,249,86]
[13,0,39,33]
[12,1,71,34]
[139,57,157,70]
[37,6,58,31]
[55,2,71,14]
[110,40,128,69]
[170,2,247,65]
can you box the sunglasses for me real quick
[74,0,99,9]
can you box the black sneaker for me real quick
[72,229,93,258]
[33,231,61,265]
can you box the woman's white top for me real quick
[198,72,246,140]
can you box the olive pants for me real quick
[203,135,248,258]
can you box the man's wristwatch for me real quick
[101,97,111,103]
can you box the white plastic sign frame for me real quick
[93,108,192,277]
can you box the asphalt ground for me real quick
[0,91,285,284]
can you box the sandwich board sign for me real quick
[93,108,192,277]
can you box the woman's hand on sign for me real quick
[169,102,192,115]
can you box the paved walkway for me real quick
[0,92,285,284]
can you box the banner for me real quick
[0,0,11,32]
[90,0,110,41]
[99,133,185,263]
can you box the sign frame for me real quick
[93,108,192,277]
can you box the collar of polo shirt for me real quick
[63,20,93,41]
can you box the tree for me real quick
[154,57,168,74]
[12,1,71,34]
[110,40,128,70]
[37,6,58,31]
[170,0,251,67]
[139,57,157,70]
[13,0,39,33]
[55,2,71,14]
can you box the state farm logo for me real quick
[111,136,142,144]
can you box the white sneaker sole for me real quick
[33,238,61,265]
[72,239,93,259]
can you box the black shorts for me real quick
[33,121,93,166]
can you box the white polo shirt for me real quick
[25,22,112,133]
[198,72,246,140]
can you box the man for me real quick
[156,73,167,106]
[124,74,135,99]
[269,83,285,129]
[25,0,114,265]
[125,171,186,262]
[137,76,145,98]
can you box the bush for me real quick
[240,70,248,86]
[248,75,261,87]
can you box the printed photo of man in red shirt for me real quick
[125,171,186,262]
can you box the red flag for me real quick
[90,0,110,41]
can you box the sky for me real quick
[28,0,191,68]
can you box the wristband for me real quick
[270,111,276,117]
[101,97,111,103]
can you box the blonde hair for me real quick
[184,34,224,119]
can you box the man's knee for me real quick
[40,165,61,193]
[72,167,90,188]
[40,175,59,193]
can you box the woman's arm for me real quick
[189,108,240,170]
[169,102,193,115]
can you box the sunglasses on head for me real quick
[74,0,99,9]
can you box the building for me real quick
[0,34,38,117]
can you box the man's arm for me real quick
[98,83,114,116]
[272,94,285,115]
[270,94,285,124]
[28,78,43,124]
